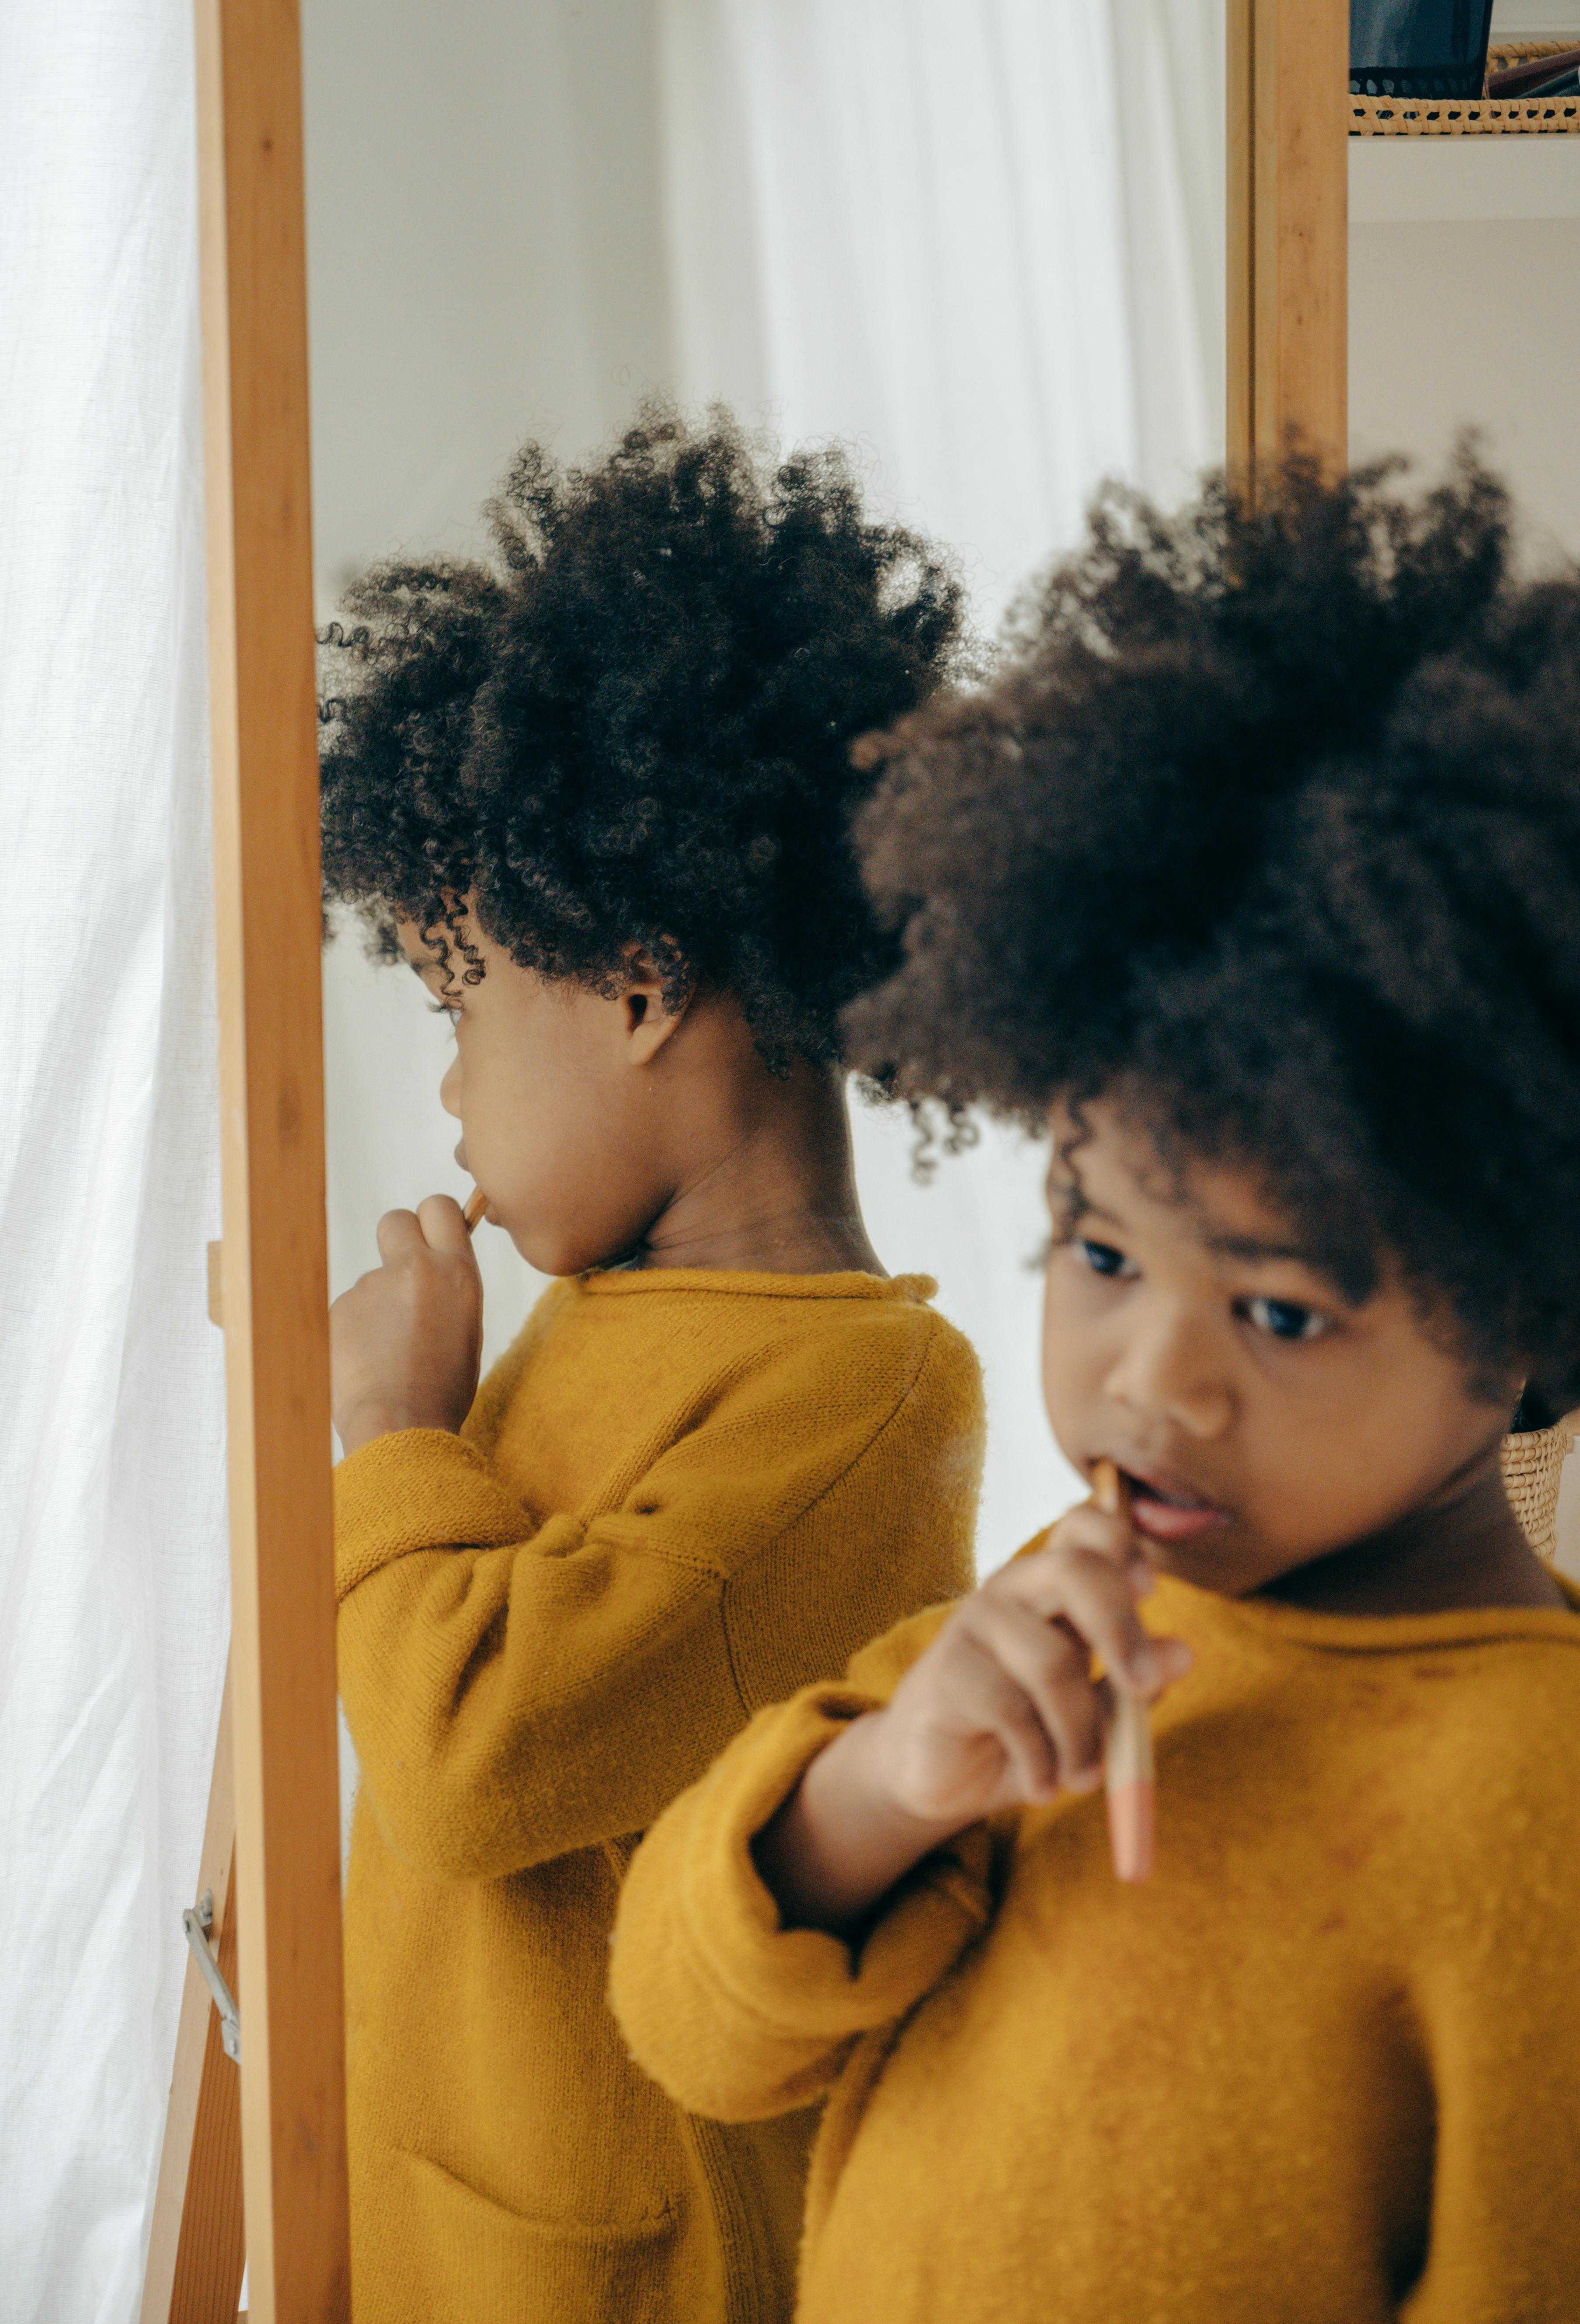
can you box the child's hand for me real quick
[867,1506,1190,1827]
[331,1197,484,1457]
[753,1502,1190,1934]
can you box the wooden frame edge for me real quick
[1227,0,1349,485]
[194,0,350,2314]
[139,1678,245,2324]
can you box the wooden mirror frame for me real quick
[1228,0,1349,479]
[141,0,349,2318]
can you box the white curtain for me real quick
[660,0,1224,623]
[0,4,229,2319]
[658,0,1225,1562]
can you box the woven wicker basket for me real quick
[1351,40,1580,134]
[1500,1417,1575,1562]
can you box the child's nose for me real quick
[439,1054,462,1119]
[1102,1302,1234,1440]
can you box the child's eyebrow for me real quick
[1199,1227,1336,1276]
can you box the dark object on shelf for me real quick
[1487,42,1580,97]
[1505,63,1579,99]
[1350,0,1496,100]
[1349,37,1580,132]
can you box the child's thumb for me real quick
[415,1192,480,1262]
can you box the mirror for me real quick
[300,4,1226,2312]
[306,0,1227,1562]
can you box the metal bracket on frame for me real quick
[182,1890,241,2064]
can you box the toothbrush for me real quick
[1092,1459,1154,1883]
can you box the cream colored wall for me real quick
[303,0,681,1385]
[1349,142,1580,559]
[1349,129,1580,1575]
[1491,0,1580,29]
[302,0,671,604]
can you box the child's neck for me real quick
[1260,1442,1566,1616]
[634,1058,885,1278]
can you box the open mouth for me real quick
[1115,1466,1232,1546]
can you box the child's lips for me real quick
[1118,1466,1232,1545]
[1130,1497,1230,1545]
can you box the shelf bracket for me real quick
[182,1891,241,2065]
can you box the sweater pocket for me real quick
[367,2150,682,2324]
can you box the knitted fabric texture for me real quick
[335,1268,982,2324]
[612,1575,1580,2324]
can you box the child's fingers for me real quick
[943,1635,1064,1803]
[372,1201,479,1267]
[1016,1506,1150,1596]
[955,1595,1105,1789]
[996,1514,1189,1701]
[1053,1547,1176,1700]
[415,1193,478,1258]
[374,1208,427,1264]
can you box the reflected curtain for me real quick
[660,0,1224,618]
[659,0,1225,1560]
[0,3,229,2319]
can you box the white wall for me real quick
[304,0,676,1379]
[1350,139,1580,561]
[1491,0,1580,31]
[1349,129,1580,1572]
[303,0,672,600]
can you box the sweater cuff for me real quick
[671,1684,992,2042]
[333,1428,530,1602]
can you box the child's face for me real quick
[400,915,686,1277]
[1040,1099,1519,1595]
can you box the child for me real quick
[318,410,984,2324]
[610,452,1580,2323]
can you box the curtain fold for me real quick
[659,0,1225,1560]
[661,0,1224,618]
[0,5,229,2319]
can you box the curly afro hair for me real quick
[844,448,1580,1409]
[318,404,966,1067]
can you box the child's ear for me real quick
[621,953,690,1066]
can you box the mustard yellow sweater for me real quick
[612,1574,1580,2323]
[334,1267,981,2324]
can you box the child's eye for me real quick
[1241,1295,1328,1342]
[1080,1239,1136,1281]
[427,999,460,1028]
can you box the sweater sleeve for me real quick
[334,1317,970,1882]
[1402,1782,1580,2320]
[610,1607,993,2123]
